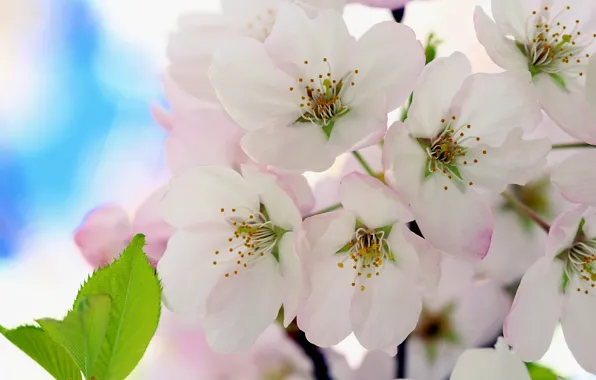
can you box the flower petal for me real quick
[545,204,588,261]
[350,21,425,112]
[340,172,412,229]
[350,262,422,350]
[534,73,596,145]
[277,232,304,327]
[209,37,302,131]
[273,171,316,216]
[406,52,472,137]
[241,125,338,173]
[504,257,564,361]
[561,280,596,374]
[303,210,356,261]
[203,253,284,353]
[491,0,538,41]
[473,6,528,71]
[241,165,302,230]
[157,226,232,320]
[161,166,259,228]
[586,56,596,111]
[552,151,596,206]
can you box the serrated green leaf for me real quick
[72,234,162,380]
[0,325,82,380]
[37,294,112,379]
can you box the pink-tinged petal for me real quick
[460,128,551,194]
[157,225,232,320]
[452,70,542,143]
[491,0,539,41]
[74,205,132,268]
[339,172,412,229]
[240,125,338,173]
[473,7,528,71]
[272,171,315,216]
[151,104,174,132]
[133,187,176,263]
[277,232,304,327]
[534,74,596,145]
[561,280,596,374]
[161,166,259,228]
[297,255,355,347]
[203,253,284,353]
[583,210,596,238]
[397,224,442,293]
[350,262,422,350]
[165,108,247,175]
[586,56,596,111]
[407,52,472,138]
[241,165,302,231]
[353,351,395,380]
[160,73,216,114]
[209,37,302,131]
[546,205,588,260]
[350,21,425,112]
[504,257,564,361]
[552,151,596,206]
[303,210,356,262]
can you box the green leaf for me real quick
[37,294,113,379]
[72,234,162,380]
[0,325,82,380]
[526,362,565,380]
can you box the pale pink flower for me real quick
[298,172,439,352]
[505,205,596,373]
[552,150,596,206]
[157,165,305,353]
[210,2,424,172]
[348,0,414,8]
[450,337,531,380]
[474,1,596,144]
[383,52,549,261]
[74,186,174,268]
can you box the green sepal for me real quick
[549,73,566,89]
[446,165,463,180]
[561,271,570,293]
[322,122,334,139]
[526,362,566,379]
[425,343,439,363]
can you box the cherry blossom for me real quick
[157,165,305,353]
[210,2,424,172]
[505,205,596,373]
[383,52,549,261]
[298,172,440,352]
[552,149,596,206]
[474,0,596,144]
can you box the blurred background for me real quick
[0,0,594,378]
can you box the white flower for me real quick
[505,205,596,374]
[298,172,440,352]
[157,165,305,353]
[474,0,596,143]
[209,3,425,172]
[552,149,596,206]
[450,337,531,380]
[383,52,549,261]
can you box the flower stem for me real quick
[501,192,551,233]
[304,203,342,219]
[551,142,596,150]
[352,151,376,177]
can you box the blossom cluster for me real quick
[74,0,596,378]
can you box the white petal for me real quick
[452,70,542,143]
[241,125,338,173]
[504,257,564,361]
[491,0,535,41]
[351,21,425,112]
[586,56,596,111]
[209,37,302,131]
[473,7,528,71]
[407,52,471,138]
[350,263,422,350]
[552,150,596,206]
[241,165,302,230]
[303,210,356,261]
[340,172,412,229]
[535,74,596,145]
[561,282,596,374]
[273,172,316,216]
[396,224,442,293]
[460,128,551,193]
[203,254,284,353]
[161,166,259,228]
[157,226,232,320]
[354,351,395,380]
[297,255,355,347]
[450,343,531,380]
[278,232,303,326]
[545,205,588,260]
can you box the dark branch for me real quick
[287,328,333,380]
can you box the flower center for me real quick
[565,237,596,295]
[418,116,485,189]
[413,305,459,362]
[291,59,357,138]
[213,206,285,278]
[245,8,276,42]
[516,6,596,79]
[335,225,393,291]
